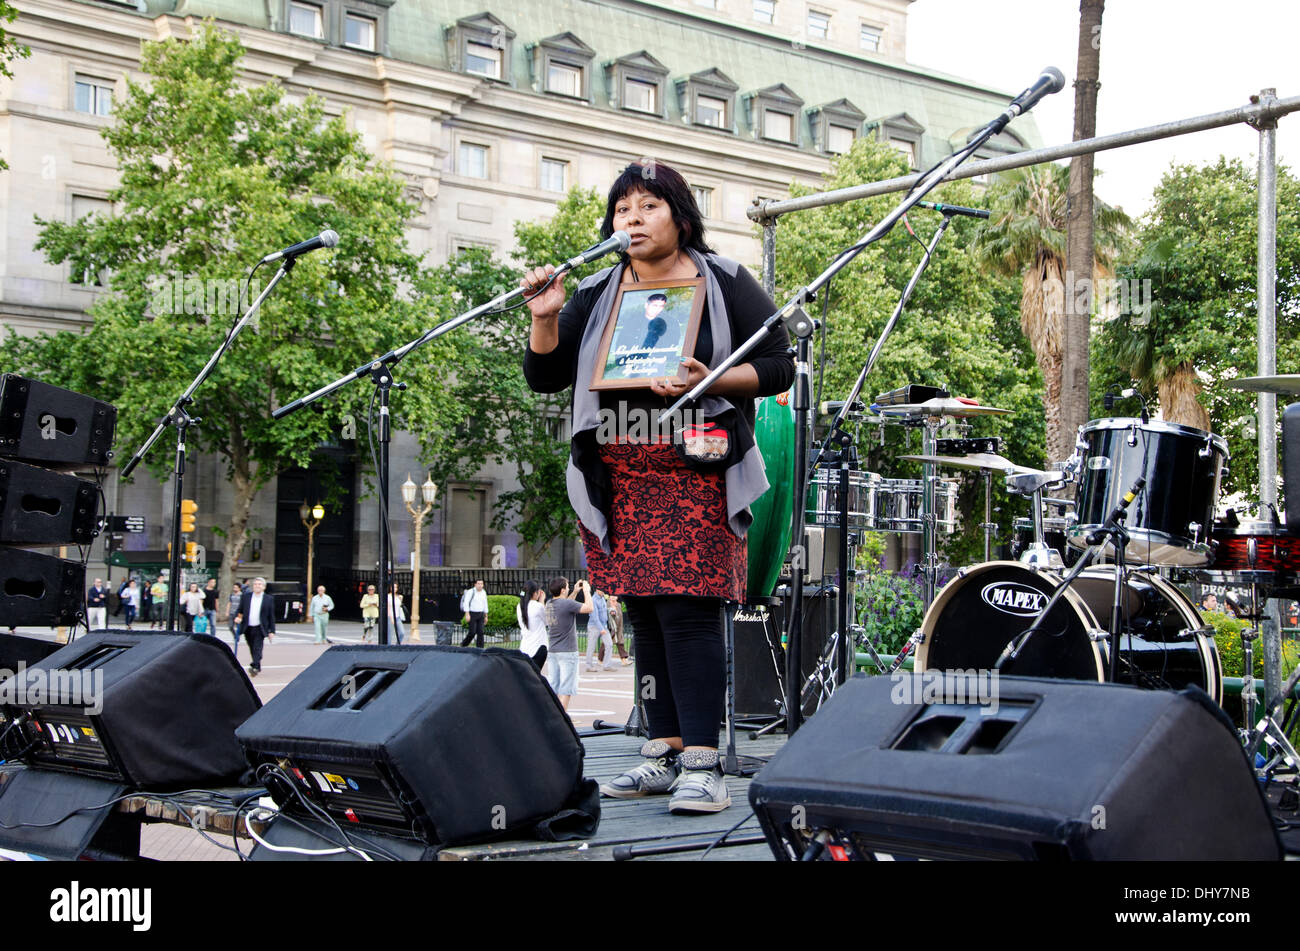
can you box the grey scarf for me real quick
[566,249,770,553]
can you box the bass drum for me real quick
[747,392,794,600]
[915,562,1221,703]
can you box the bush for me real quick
[1207,609,1300,679]
[486,594,518,630]
[855,562,925,657]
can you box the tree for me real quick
[0,1,30,169]
[427,188,609,567]
[1097,157,1300,499]
[974,162,1130,467]
[1064,0,1106,467]
[772,138,1046,566]
[0,23,460,599]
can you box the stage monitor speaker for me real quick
[0,459,98,545]
[0,374,116,468]
[749,674,1282,861]
[0,632,62,669]
[0,549,84,627]
[1284,402,1300,534]
[236,645,598,849]
[731,601,784,719]
[1,630,260,789]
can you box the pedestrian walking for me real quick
[311,585,335,644]
[228,582,243,655]
[387,583,406,645]
[360,584,379,642]
[460,579,488,648]
[202,578,219,637]
[180,582,204,633]
[233,577,276,677]
[585,588,615,672]
[606,593,631,666]
[122,579,141,629]
[86,578,108,631]
[150,575,168,629]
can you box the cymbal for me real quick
[900,452,1040,475]
[1225,374,1300,395]
[877,397,1013,418]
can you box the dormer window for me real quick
[677,68,738,133]
[534,33,595,102]
[810,98,866,154]
[448,12,516,84]
[289,1,325,39]
[607,52,670,119]
[871,112,926,169]
[746,84,804,146]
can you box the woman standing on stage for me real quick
[521,162,793,814]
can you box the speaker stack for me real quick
[0,374,115,631]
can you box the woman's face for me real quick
[613,188,680,261]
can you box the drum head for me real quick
[916,562,1104,682]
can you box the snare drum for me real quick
[806,469,883,529]
[1069,418,1228,567]
[875,478,958,534]
[1202,520,1300,585]
[915,561,1221,703]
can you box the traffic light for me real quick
[185,541,197,564]
[167,542,172,560]
[180,499,198,534]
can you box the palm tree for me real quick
[975,163,1130,467]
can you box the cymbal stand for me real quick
[920,416,942,609]
[1238,578,1299,778]
[981,469,995,563]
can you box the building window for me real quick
[466,41,502,79]
[696,94,727,128]
[753,0,775,25]
[860,23,882,52]
[624,78,657,114]
[763,109,794,142]
[807,10,830,40]
[70,195,111,285]
[889,137,917,168]
[458,143,489,179]
[540,157,567,193]
[691,185,713,218]
[547,62,582,97]
[534,33,595,103]
[288,1,325,39]
[607,52,670,119]
[827,124,855,154]
[448,13,516,84]
[73,76,113,116]
[344,13,376,51]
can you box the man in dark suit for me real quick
[233,576,276,677]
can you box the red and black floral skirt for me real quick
[579,442,745,600]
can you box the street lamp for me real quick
[300,502,325,619]
[401,473,438,643]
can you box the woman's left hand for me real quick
[650,357,710,398]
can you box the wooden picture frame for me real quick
[590,278,705,391]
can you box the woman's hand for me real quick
[521,265,566,321]
[650,356,710,399]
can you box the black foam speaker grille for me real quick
[749,674,1282,861]
[1284,402,1300,534]
[0,375,116,468]
[0,458,99,545]
[0,549,84,627]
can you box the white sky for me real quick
[907,0,1300,217]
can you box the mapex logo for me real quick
[981,582,1048,617]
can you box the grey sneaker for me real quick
[668,749,731,814]
[599,740,680,799]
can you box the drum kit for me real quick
[791,374,1300,779]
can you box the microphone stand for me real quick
[119,258,298,632]
[273,262,598,644]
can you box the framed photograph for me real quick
[590,278,705,391]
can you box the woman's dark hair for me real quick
[600,162,714,256]
[519,579,543,622]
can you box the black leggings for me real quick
[624,596,724,749]
[530,645,548,672]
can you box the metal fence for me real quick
[315,566,589,622]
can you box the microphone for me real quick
[991,67,1066,130]
[261,230,340,264]
[560,231,631,271]
[914,201,990,220]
